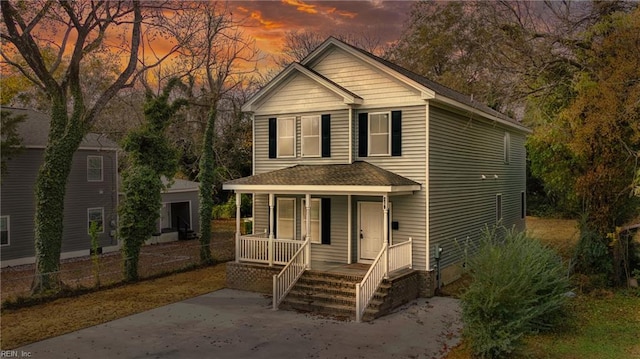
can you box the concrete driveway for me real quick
[19,289,462,359]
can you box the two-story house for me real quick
[1,107,119,267]
[223,37,530,321]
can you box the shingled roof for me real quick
[2,107,118,149]
[224,161,421,194]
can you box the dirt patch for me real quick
[0,263,227,349]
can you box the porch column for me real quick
[235,192,241,263]
[268,193,275,266]
[383,194,389,279]
[347,195,352,264]
[305,193,311,270]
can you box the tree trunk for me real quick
[198,106,216,264]
[31,104,85,294]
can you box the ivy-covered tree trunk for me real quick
[32,103,85,293]
[118,78,184,282]
[120,167,163,282]
[198,106,216,265]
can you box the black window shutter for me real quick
[358,113,368,157]
[268,118,277,158]
[391,110,402,156]
[321,198,331,245]
[321,114,331,157]
[272,200,277,237]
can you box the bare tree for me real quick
[0,0,188,293]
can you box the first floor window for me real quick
[277,198,295,239]
[88,208,105,234]
[369,112,390,156]
[0,216,9,246]
[302,198,321,243]
[521,192,526,219]
[87,155,103,181]
[278,117,296,157]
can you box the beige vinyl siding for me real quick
[311,48,424,108]
[254,109,350,175]
[255,74,346,116]
[428,104,526,269]
[355,105,428,271]
[252,195,349,264]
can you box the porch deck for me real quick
[308,261,369,277]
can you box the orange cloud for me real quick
[249,10,284,30]
[335,9,357,19]
[281,0,318,14]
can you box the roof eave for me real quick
[222,183,421,195]
[433,95,532,134]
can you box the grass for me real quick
[0,264,226,349]
[444,216,640,359]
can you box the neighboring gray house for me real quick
[148,177,201,244]
[0,107,119,267]
[223,38,530,321]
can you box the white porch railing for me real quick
[355,238,413,322]
[273,238,310,310]
[237,235,304,266]
[389,237,413,272]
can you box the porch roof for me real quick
[223,161,421,195]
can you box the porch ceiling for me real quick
[223,161,421,195]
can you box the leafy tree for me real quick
[119,78,186,282]
[0,110,25,175]
[0,0,191,293]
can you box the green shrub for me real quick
[461,227,571,358]
[211,194,252,220]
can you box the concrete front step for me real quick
[280,270,395,321]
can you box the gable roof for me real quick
[2,107,118,150]
[242,63,363,112]
[245,37,530,133]
[162,177,200,193]
[223,161,421,195]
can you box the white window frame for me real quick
[87,155,104,182]
[368,112,391,156]
[503,132,510,164]
[496,194,503,223]
[301,115,321,158]
[0,216,9,246]
[301,198,322,244]
[87,207,105,234]
[277,117,296,158]
[276,198,296,240]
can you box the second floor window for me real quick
[301,115,321,157]
[369,112,390,156]
[504,131,511,164]
[87,156,103,182]
[278,117,296,158]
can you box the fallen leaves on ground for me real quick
[1,263,226,349]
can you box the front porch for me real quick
[223,162,424,321]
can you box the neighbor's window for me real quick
[302,199,321,243]
[278,117,296,158]
[301,115,321,157]
[277,198,295,240]
[496,194,503,223]
[0,216,9,246]
[87,155,104,181]
[503,132,510,164]
[521,191,526,219]
[369,112,390,156]
[87,208,105,234]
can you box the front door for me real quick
[358,202,384,262]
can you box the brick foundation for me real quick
[417,270,435,298]
[226,262,281,294]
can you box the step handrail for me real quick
[272,238,309,310]
[355,243,388,322]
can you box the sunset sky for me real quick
[228,0,414,61]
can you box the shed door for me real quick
[358,202,384,262]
